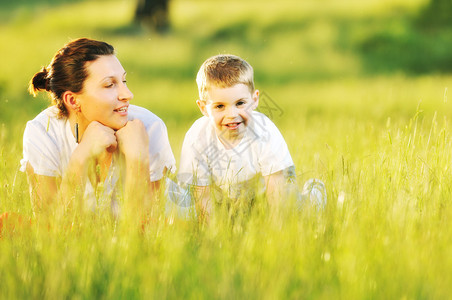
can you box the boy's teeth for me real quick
[116,107,127,112]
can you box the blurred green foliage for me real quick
[0,0,449,150]
[358,0,452,74]
[359,26,452,73]
[416,0,452,29]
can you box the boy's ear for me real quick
[62,91,80,112]
[251,89,259,110]
[196,99,209,117]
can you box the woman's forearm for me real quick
[59,145,93,212]
[123,155,151,219]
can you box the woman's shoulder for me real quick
[29,105,59,120]
[128,104,161,121]
[26,106,65,129]
[128,104,166,129]
[23,106,69,151]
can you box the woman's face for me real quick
[77,55,133,130]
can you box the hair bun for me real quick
[29,67,50,96]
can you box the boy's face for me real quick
[197,83,259,148]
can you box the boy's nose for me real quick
[226,106,239,118]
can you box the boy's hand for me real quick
[192,185,212,223]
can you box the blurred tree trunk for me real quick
[135,0,170,32]
[417,0,452,29]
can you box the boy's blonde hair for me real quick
[196,54,254,101]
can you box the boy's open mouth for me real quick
[224,122,242,130]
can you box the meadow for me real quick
[0,0,451,298]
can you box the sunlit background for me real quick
[2,0,451,160]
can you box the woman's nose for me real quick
[119,83,133,101]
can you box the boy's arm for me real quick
[264,170,285,208]
[191,185,212,222]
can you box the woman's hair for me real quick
[196,54,254,101]
[29,38,115,117]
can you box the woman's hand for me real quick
[115,119,152,220]
[58,121,117,213]
[115,119,150,163]
[79,121,118,160]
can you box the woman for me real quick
[21,38,175,217]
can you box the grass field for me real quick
[1,0,451,298]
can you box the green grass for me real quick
[1,0,452,298]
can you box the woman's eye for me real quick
[105,83,114,88]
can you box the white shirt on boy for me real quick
[178,111,294,197]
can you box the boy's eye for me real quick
[237,101,245,106]
[215,104,224,109]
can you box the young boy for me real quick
[177,54,301,218]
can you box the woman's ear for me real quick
[62,91,80,112]
[196,99,209,117]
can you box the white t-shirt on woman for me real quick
[20,104,175,210]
